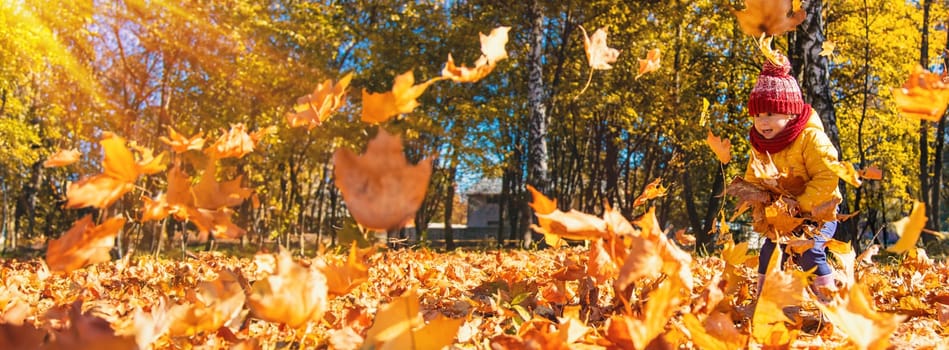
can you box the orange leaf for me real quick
[442,26,509,83]
[159,126,205,153]
[287,73,352,129]
[66,174,135,209]
[361,71,438,123]
[892,65,949,122]
[706,131,732,164]
[824,159,862,187]
[635,48,661,79]
[248,249,328,329]
[526,184,565,247]
[317,243,371,296]
[186,207,246,240]
[825,239,856,288]
[633,178,667,207]
[206,124,258,159]
[167,270,246,337]
[887,201,927,253]
[140,194,170,222]
[731,0,806,36]
[674,229,696,246]
[333,129,433,231]
[604,278,684,349]
[442,54,496,83]
[46,215,125,273]
[43,148,81,167]
[752,248,807,346]
[193,163,252,210]
[580,26,620,70]
[682,312,748,350]
[364,289,462,350]
[532,209,608,241]
[815,283,906,350]
[858,164,883,180]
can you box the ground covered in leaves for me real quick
[1,244,948,349]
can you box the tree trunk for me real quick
[524,0,549,247]
[792,0,857,244]
[918,0,938,242]
[444,165,457,250]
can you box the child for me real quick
[743,53,842,303]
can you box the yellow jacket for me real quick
[744,109,842,213]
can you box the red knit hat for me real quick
[748,54,804,116]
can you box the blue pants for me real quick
[758,221,837,276]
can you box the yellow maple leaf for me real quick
[825,239,856,288]
[159,126,205,154]
[706,130,732,164]
[287,73,351,129]
[819,40,836,57]
[479,26,510,63]
[247,249,329,329]
[364,289,463,350]
[887,201,927,253]
[362,70,438,123]
[752,248,807,346]
[580,26,620,70]
[816,283,906,350]
[824,159,863,187]
[46,215,126,274]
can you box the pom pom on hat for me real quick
[748,54,804,116]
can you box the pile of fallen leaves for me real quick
[2,222,949,349]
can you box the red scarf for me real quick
[749,104,812,154]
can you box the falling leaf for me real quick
[287,73,352,129]
[892,65,949,122]
[816,283,906,350]
[532,209,608,241]
[361,71,438,123]
[706,131,732,164]
[66,175,136,209]
[66,133,166,209]
[887,201,927,253]
[732,0,806,36]
[819,41,836,57]
[756,34,784,66]
[635,48,661,79]
[46,215,126,274]
[699,98,711,127]
[810,197,842,222]
[580,26,620,70]
[825,239,856,288]
[858,165,883,180]
[140,194,170,222]
[526,185,565,247]
[752,248,807,346]
[442,54,496,83]
[442,26,509,83]
[479,26,510,63]
[159,126,205,153]
[192,163,252,210]
[43,300,138,349]
[825,159,863,187]
[674,229,696,246]
[633,178,667,207]
[206,124,259,159]
[333,129,433,231]
[43,148,81,167]
[364,290,463,350]
[247,249,329,329]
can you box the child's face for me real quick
[753,112,796,139]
